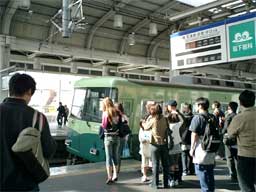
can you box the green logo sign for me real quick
[229,21,256,59]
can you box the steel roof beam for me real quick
[85,0,132,49]
[1,0,19,34]
[119,0,178,55]
[168,0,235,22]
[146,28,170,58]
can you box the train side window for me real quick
[121,99,133,118]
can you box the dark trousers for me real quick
[181,150,194,175]
[63,115,68,125]
[150,144,169,187]
[237,156,256,192]
[225,145,237,179]
[57,114,63,126]
[195,164,215,192]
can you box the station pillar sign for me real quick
[228,21,255,59]
[226,13,256,62]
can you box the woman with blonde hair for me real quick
[101,97,121,184]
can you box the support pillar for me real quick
[169,70,180,82]
[33,57,41,70]
[154,72,161,82]
[70,62,78,74]
[102,66,109,76]
[0,36,11,100]
[0,39,10,70]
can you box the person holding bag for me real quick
[101,97,121,184]
[0,73,56,192]
[139,101,155,182]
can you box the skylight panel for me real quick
[177,0,217,7]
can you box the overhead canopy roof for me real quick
[0,0,256,82]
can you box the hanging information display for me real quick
[170,21,227,70]
[170,12,256,70]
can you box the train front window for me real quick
[83,88,118,122]
[71,89,87,119]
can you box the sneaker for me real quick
[106,178,113,185]
[141,176,149,182]
[169,180,175,187]
[182,172,188,176]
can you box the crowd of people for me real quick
[100,91,256,192]
[0,73,255,192]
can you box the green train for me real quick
[66,76,244,162]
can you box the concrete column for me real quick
[0,37,11,101]
[33,57,41,70]
[169,70,180,82]
[154,71,161,82]
[102,65,109,76]
[0,44,10,70]
[70,62,78,74]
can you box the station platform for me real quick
[40,160,240,192]
[49,122,68,139]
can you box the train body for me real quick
[66,77,241,162]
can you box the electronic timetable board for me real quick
[170,12,256,70]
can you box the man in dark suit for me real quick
[223,102,238,181]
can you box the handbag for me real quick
[141,129,152,143]
[98,126,105,140]
[12,111,50,183]
[119,121,131,138]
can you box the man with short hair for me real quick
[57,102,66,127]
[180,103,194,176]
[212,101,225,160]
[189,97,216,192]
[0,73,56,191]
[222,101,238,181]
[228,90,256,192]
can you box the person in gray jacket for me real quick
[0,73,56,191]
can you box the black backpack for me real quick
[200,114,221,152]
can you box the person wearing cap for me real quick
[167,100,178,111]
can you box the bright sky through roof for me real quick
[177,0,217,7]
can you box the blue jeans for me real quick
[237,156,256,192]
[195,164,215,192]
[104,135,120,166]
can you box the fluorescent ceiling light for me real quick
[250,8,256,13]
[228,11,247,18]
[177,0,217,7]
[221,0,242,8]
[231,3,246,9]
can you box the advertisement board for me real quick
[226,13,256,62]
